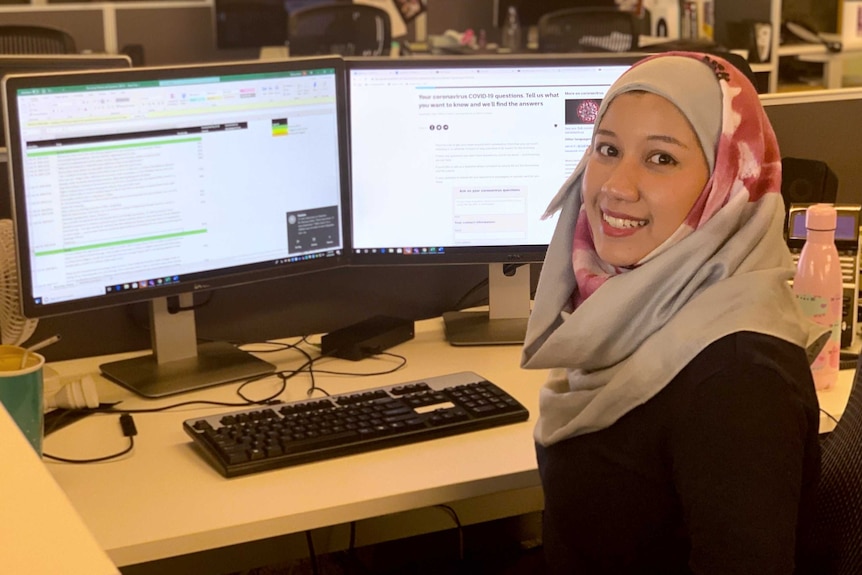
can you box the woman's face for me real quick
[582,91,710,267]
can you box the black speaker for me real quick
[781,157,838,213]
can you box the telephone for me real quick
[781,19,842,52]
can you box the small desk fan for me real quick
[0,219,36,346]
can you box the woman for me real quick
[521,52,824,574]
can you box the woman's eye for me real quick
[596,143,618,157]
[647,152,677,166]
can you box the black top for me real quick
[536,331,821,574]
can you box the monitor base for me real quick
[443,311,528,346]
[100,341,276,398]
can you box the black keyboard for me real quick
[183,371,530,477]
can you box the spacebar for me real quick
[281,430,361,453]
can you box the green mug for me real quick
[0,345,45,455]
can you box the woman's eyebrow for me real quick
[647,134,688,148]
[595,128,690,149]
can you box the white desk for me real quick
[41,317,853,572]
[0,399,118,574]
[43,317,547,571]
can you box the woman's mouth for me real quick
[602,211,647,230]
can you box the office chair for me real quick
[0,25,76,54]
[537,7,640,53]
[799,353,862,574]
[288,3,391,57]
[214,0,288,50]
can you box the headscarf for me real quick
[521,52,825,447]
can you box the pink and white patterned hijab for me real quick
[521,52,825,446]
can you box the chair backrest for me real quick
[0,25,76,55]
[537,7,639,53]
[800,353,862,574]
[214,0,288,50]
[288,3,391,57]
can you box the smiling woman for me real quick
[521,52,827,574]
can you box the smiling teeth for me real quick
[603,213,647,229]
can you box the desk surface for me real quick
[42,317,853,568]
[1,397,118,574]
[44,317,547,567]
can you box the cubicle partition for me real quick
[0,1,253,65]
[0,23,857,365]
[0,0,418,65]
[114,1,235,64]
[762,87,862,206]
[0,4,107,53]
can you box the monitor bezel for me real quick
[0,53,132,75]
[3,56,351,320]
[344,53,643,267]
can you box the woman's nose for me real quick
[601,161,640,201]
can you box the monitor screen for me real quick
[346,54,640,344]
[3,56,349,397]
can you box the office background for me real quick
[0,4,860,575]
[0,0,859,364]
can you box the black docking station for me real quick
[321,315,415,361]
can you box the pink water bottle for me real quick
[793,203,843,390]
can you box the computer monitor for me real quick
[0,54,132,149]
[346,54,640,345]
[3,56,349,397]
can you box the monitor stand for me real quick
[443,263,531,346]
[100,294,275,398]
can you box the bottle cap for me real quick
[805,203,837,231]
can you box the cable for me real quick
[300,351,408,378]
[92,338,318,413]
[49,336,409,454]
[43,414,137,464]
[293,337,323,397]
[81,347,406,417]
[43,403,120,437]
[451,263,533,313]
[166,291,213,313]
[435,504,465,561]
[452,276,489,312]
[502,262,524,277]
[338,520,374,574]
[85,394,279,415]
[821,407,840,426]
[305,530,320,575]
